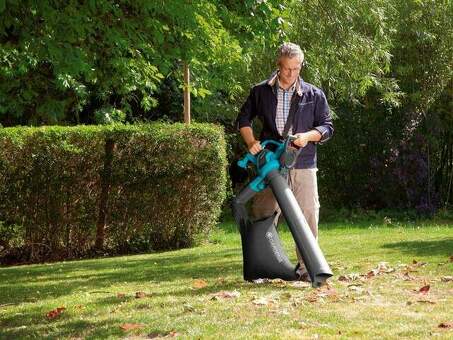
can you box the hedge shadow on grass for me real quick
[0,248,243,305]
[381,238,453,257]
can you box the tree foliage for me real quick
[0,0,273,125]
[286,0,401,109]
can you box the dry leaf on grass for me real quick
[412,259,427,267]
[252,296,277,306]
[216,277,226,285]
[306,294,318,303]
[135,291,147,299]
[148,331,180,338]
[117,293,126,298]
[269,278,287,287]
[449,255,453,262]
[338,273,361,282]
[183,304,195,312]
[192,279,208,289]
[441,276,453,282]
[290,281,311,288]
[366,262,395,278]
[120,323,144,331]
[438,322,453,329]
[280,292,292,300]
[252,278,268,284]
[46,307,65,320]
[252,297,271,306]
[418,285,430,294]
[252,278,287,286]
[348,285,364,292]
[416,299,437,304]
[397,272,416,281]
[317,288,338,298]
[210,290,240,300]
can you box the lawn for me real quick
[0,216,452,339]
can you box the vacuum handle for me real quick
[238,140,283,169]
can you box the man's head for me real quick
[276,42,304,86]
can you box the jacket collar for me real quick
[267,71,303,96]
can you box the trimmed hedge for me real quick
[0,123,227,263]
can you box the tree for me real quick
[0,0,266,125]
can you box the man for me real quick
[235,42,334,281]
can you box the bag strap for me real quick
[282,92,303,138]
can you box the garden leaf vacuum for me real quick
[232,136,333,287]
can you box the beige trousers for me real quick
[251,168,320,269]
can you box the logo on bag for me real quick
[265,231,284,263]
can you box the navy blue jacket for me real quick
[236,74,334,169]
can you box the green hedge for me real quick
[0,123,227,263]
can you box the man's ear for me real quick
[301,59,306,69]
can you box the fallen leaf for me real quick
[366,270,377,278]
[252,297,271,306]
[416,299,436,304]
[401,272,416,281]
[192,279,208,289]
[418,285,430,294]
[438,322,453,329]
[46,307,65,320]
[120,323,144,331]
[290,281,310,289]
[210,290,240,300]
[269,278,287,287]
[316,287,338,298]
[306,295,318,303]
[364,262,395,279]
[412,260,427,267]
[299,320,310,329]
[348,286,364,293]
[338,275,348,281]
[216,277,226,284]
[280,292,292,300]
[135,291,147,299]
[270,307,289,315]
[338,273,361,282]
[252,278,268,284]
[148,332,180,339]
[449,255,453,262]
[117,293,126,298]
[183,304,195,312]
[441,276,453,282]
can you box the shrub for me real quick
[0,123,227,263]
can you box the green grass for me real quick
[1,217,452,339]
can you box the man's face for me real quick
[278,56,302,85]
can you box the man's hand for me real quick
[293,130,322,148]
[293,133,309,148]
[240,127,263,155]
[248,140,263,155]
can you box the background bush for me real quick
[0,123,227,264]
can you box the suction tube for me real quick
[266,170,333,287]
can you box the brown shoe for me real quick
[296,268,312,282]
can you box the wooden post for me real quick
[183,62,191,124]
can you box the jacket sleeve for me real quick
[236,87,257,130]
[312,90,334,144]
